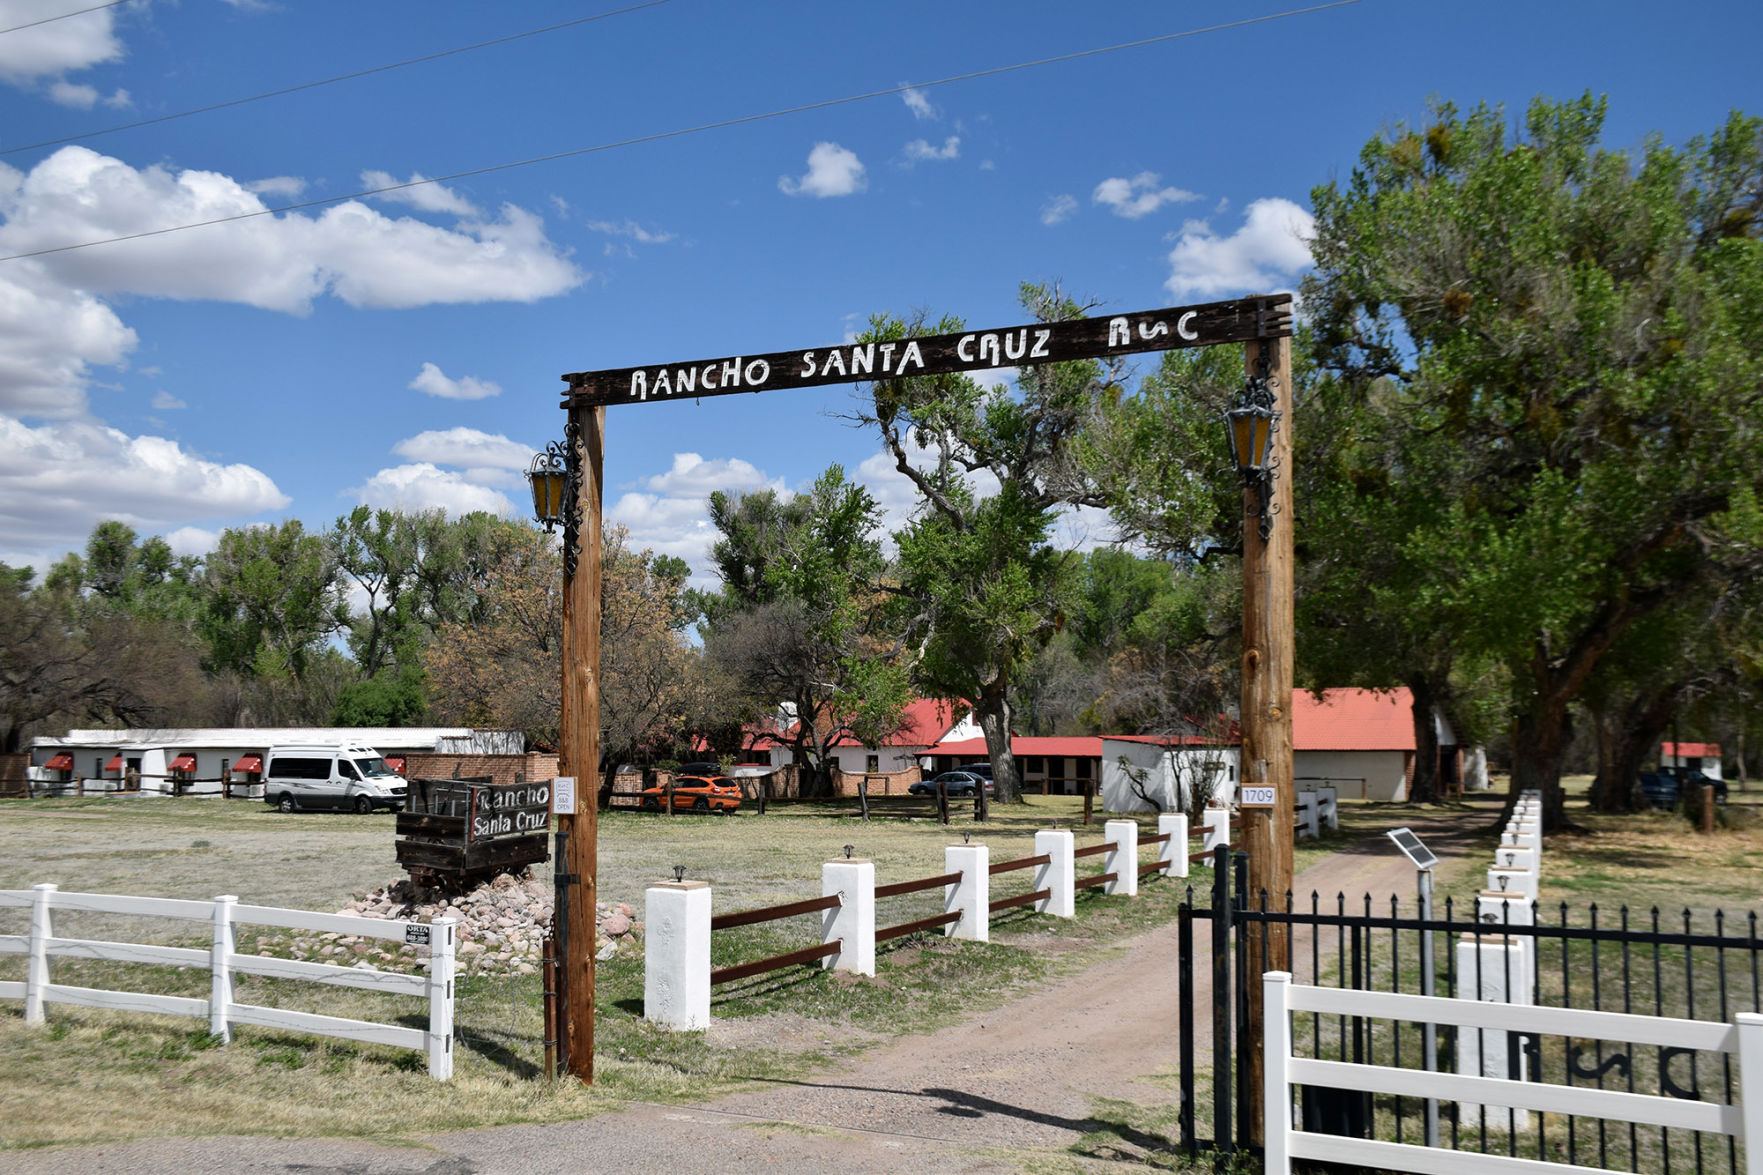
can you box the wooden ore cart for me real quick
[395,776,550,887]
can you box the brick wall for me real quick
[829,764,922,797]
[404,752,557,787]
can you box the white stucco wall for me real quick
[1294,749,1410,801]
[1101,741,1239,813]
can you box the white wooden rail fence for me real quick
[1263,971,1763,1175]
[0,883,458,1080]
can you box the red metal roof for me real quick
[1291,688,1416,752]
[44,753,73,771]
[929,736,1104,759]
[829,698,969,747]
[104,754,123,771]
[168,754,198,771]
[385,755,406,774]
[233,754,263,773]
[1662,742,1721,759]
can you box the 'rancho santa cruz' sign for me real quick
[563,294,1292,406]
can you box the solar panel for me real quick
[1386,826,1438,870]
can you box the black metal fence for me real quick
[1177,846,1762,1173]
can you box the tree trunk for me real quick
[1509,696,1572,831]
[1406,674,1440,804]
[975,684,1021,803]
[1589,684,1679,814]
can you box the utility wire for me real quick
[1,0,674,157]
[0,0,127,37]
[0,1,1363,265]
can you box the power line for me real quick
[0,1,127,37]
[0,1,1364,265]
[0,0,674,157]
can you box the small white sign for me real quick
[404,923,431,946]
[551,776,576,815]
[1241,785,1277,807]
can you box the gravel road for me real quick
[0,808,1491,1174]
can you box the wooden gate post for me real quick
[559,403,604,1083]
[1240,333,1295,1143]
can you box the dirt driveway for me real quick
[0,806,1496,1174]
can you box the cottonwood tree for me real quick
[695,466,910,795]
[860,283,1113,803]
[1303,95,1763,828]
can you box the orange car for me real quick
[639,772,742,812]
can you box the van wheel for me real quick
[277,793,297,813]
[353,795,374,814]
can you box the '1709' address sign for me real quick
[563,294,1292,407]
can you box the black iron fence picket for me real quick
[1176,845,1763,1173]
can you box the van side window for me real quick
[339,760,359,780]
[275,757,330,779]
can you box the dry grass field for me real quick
[0,793,1248,1151]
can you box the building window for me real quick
[1076,758,1092,779]
[865,754,880,773]
[1025,756,1043,775]
[94,757,103,777]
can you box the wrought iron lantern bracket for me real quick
[528,416,584,576]
[1224,339,1282,541]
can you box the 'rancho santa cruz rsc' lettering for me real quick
[562,295,1292,408]
[469,782,550,841]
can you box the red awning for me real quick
[44,753,73,771]
[105,754,123,771]
[234,754,263,773]
[168,754,198,772]
[386,755,406,774]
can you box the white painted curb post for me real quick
[1203,807,1230,854]
[1319,786,1339,830]
[1263,970,1292,1175]
[945,842,988,942]
[1104,820,1139,897]
[1738,1012,1763,1169]
[210,894,237,1041]
[25,882,54,1024]
[645,880,711,1030]
[1159,813,1188,878]
[1487,866,1537,905]
[1455,933,1532,1129]
[1034,829,1075,917]
[427,916,457,1081]
[1297,793,1318,840]
[821,857,873,976]
[1494,844,1536,874]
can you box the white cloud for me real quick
[246,176,307,198]
[645,452,781,498]
[0,260,136,417]
[901,87,937,120]
[0,416,289,568]
[778,142,866,198]
[598,453,789,586]
[391,427,532,471]
[351,463,516,517]
[48,82,125,110]
[164,525,219,558]
[359,169,480,217]
[903,136,960,164]
[1092,171,1198,219]
[407,362,501,401]
[0,3,122,85]
[0,147,583,314]
[150,390,185,410]
[585,218,675,245]
[1164,197,1315,300]
[1040,194,1078,226]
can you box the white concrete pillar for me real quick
[644,880,711,1030]
[1493,845,1536,875]
[210,894,237,1041]
[1486,866,1537,905]
[1319,786,1339,830]
[1035,829,1075,917]
[944,843,989,942]
[1104,819,1139,897]
[1297,793,1318,840]
[821,858,873,976]
[1202,806,1230,855]
[25,882,54,1025]
[1455,934,1533,1129]
[1158,813,1188,878]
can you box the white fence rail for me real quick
[0,883,457,1080]
[1263,971,1763,1175]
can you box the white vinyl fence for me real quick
[1263,971,1763,1175]
[0,883,458,1080]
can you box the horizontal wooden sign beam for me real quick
[561,293,1292,407]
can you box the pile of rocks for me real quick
[279,870,641,977]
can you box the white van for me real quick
[261,744,408,814]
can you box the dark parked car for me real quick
[960,762,994,781]
[909,770,994,797]
[1639,767,1727,809]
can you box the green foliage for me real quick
[330,663,429,727]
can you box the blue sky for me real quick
[1,0,1759,584]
